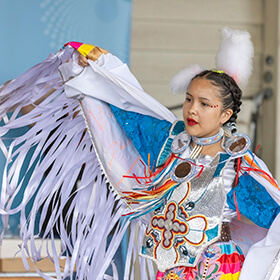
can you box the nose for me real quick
[188,101,197,115]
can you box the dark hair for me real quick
[191,70,242,128]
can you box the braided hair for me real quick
[190,70,243,183]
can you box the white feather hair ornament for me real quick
[216,26,254,88]
[170,26,254,93]
[169,64,205,94]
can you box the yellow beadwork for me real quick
[212,70,224,74]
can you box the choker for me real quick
[171,128,224,154]
[171,128,251,159]
[192,128,224,146]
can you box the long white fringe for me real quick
[0,46,145,279]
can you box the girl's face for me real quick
[183,78,233,138]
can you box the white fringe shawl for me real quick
[0,46,154,280]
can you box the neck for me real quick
[200,140,224,157]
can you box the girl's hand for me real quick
[78,54,89,67]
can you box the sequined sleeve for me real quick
[110,104,172,166]
[227,154,280,228]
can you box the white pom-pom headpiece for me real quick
[216,26,254,88]
[169,64,205,94]
[170,26,254,94]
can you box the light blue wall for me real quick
[0,4,132,270]
[0,0,132,84]
[0,1,132,276]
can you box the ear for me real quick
[221,109,233,124]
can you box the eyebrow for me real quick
[186,92,210,102]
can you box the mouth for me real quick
[187,118,198,126]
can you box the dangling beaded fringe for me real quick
[189,144,203,159]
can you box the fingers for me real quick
[78,54,90,67]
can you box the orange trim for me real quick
[122,178,177,201]
[174,245,180,264]
[243,154,279,190]
[179,206,189,219]
[116,155,141,187]
[178,182,191,205]
[183,215,207,246]
[154,240,159,259]
[233,189,241,220]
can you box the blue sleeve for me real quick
[109,104,173,167]
[227,172,280,228]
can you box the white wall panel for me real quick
[131,0,263,108]
[131,52,262,97]
[132,0,262,24]
[132,23,262,53]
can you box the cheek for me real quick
[182,103,188,117]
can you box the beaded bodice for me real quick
[140,152,228,271]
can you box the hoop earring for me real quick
[224,123,251,156]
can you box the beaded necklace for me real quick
[192,128,224,146]
[171,128,224,161]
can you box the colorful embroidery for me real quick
[156,242,244,280]
[157,267,189,280]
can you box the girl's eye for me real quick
[201,102,209,107]
[185,97,191,102]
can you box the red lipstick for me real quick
[187,118,198,126]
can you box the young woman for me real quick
[147,70,266,279]
[0,28,280,280]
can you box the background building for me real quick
[130,0,280,181]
